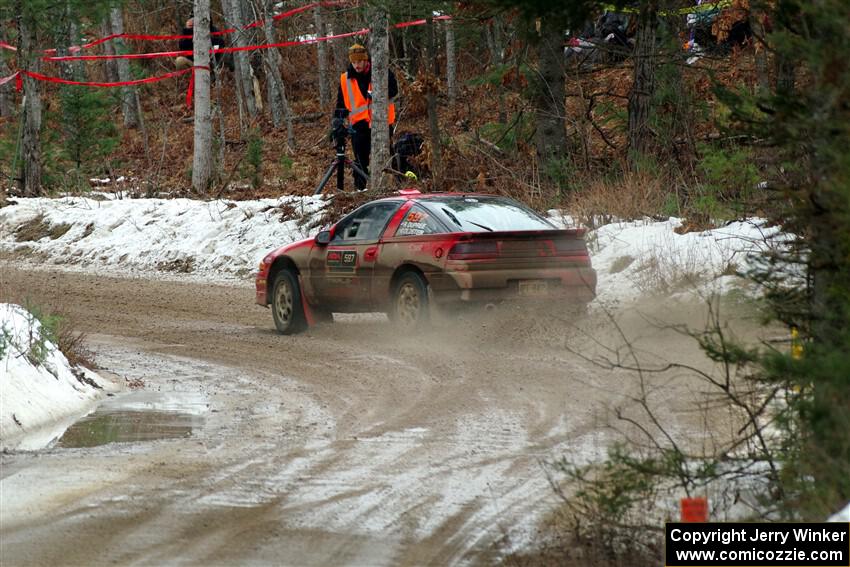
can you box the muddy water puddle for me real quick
[57,390,208,448]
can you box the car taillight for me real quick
[447,240,498,260]
[553,238,587,254]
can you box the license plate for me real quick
[518,280,549,297]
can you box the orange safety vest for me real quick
[340,72,396,126]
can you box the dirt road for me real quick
[0,267,720,566]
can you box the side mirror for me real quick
[315,230,331,246]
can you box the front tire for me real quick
[391,272,430,328]
[271,269,307,335]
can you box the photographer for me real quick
[333,43,398,191]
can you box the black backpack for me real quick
[393,132,424,176]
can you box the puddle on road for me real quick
[57,390,208,448]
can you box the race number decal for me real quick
[397,211,432,236]
[327,250,357,271]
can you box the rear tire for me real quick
[391,272,430,328]
[271,269,307,335]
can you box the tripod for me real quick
[313,130,370,195]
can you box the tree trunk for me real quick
[369,6,390,193]
[18,12,43,196]
[57,17,84,81]
[532,17,568,167]
[110,6,142,129]
[100,18,120,84]
[0,40,15,118]
[775,55,796,98]
[313,5,330,109]
[749,5,770,93]
[223,0,258,135]
[486,19,503,67]
[445,17,457,104]
[330,10,348,75]
[627,0,658,163]
[425,16,442,180]
[191,0,213,194]
[260,0,295,149]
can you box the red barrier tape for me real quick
[18,68,192,88]
[3,12,452,108]
[393,14,451,29]
[186,65,210,108]
[45,50,193,61]
[0,71,19,87]
[43,25,365,61]
[1,1,352,54]
[43,14,451,63]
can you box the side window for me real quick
[331,202,400,243]
[394,205,447,237]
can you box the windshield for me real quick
[421,196,555,232]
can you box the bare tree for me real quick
[330,8,349,76]
[18,10,43,196]
[313,4,330,109]
[425,15,442,180]
[223,0,258,135]
[0,35,14,117]
[110,6,142,129]
[191,0,213,194]
[749,3,770,93]
[445,15,457,104]
[99,17,119,84]
[57,12,84,82]
[258,0,295,149]
[532,17,567,169]
[628,0,658,162]
[369,5,390,193]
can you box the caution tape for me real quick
[2,12,453,109]
[43,15,451,63]
[394,14,451,29]
[0,1,352,54]
[14,68,192,89]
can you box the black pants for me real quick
[350,121,394,190]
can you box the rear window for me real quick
[420,196,555,233]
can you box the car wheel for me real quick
[271,269,306,335]
[392,272,430,328]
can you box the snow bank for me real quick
[588,218,785,304]
[0,195,327,281]
[0,303,117,451]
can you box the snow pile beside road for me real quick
[588,218,785,304]
[0,195,327,281]
[0,303,117,451]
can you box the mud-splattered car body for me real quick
[256,190,596,333]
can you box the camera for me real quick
[330,117,349,144]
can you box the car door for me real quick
[309,201,402,311]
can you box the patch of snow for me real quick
[0,195,328,283]
[0,303,118,451]
[829,502,850,522]
[587,218,785,304]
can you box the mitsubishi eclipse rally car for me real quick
[256,189,596,334]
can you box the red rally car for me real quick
[256,189,596,334]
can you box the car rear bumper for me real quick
[429,267,597,304]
